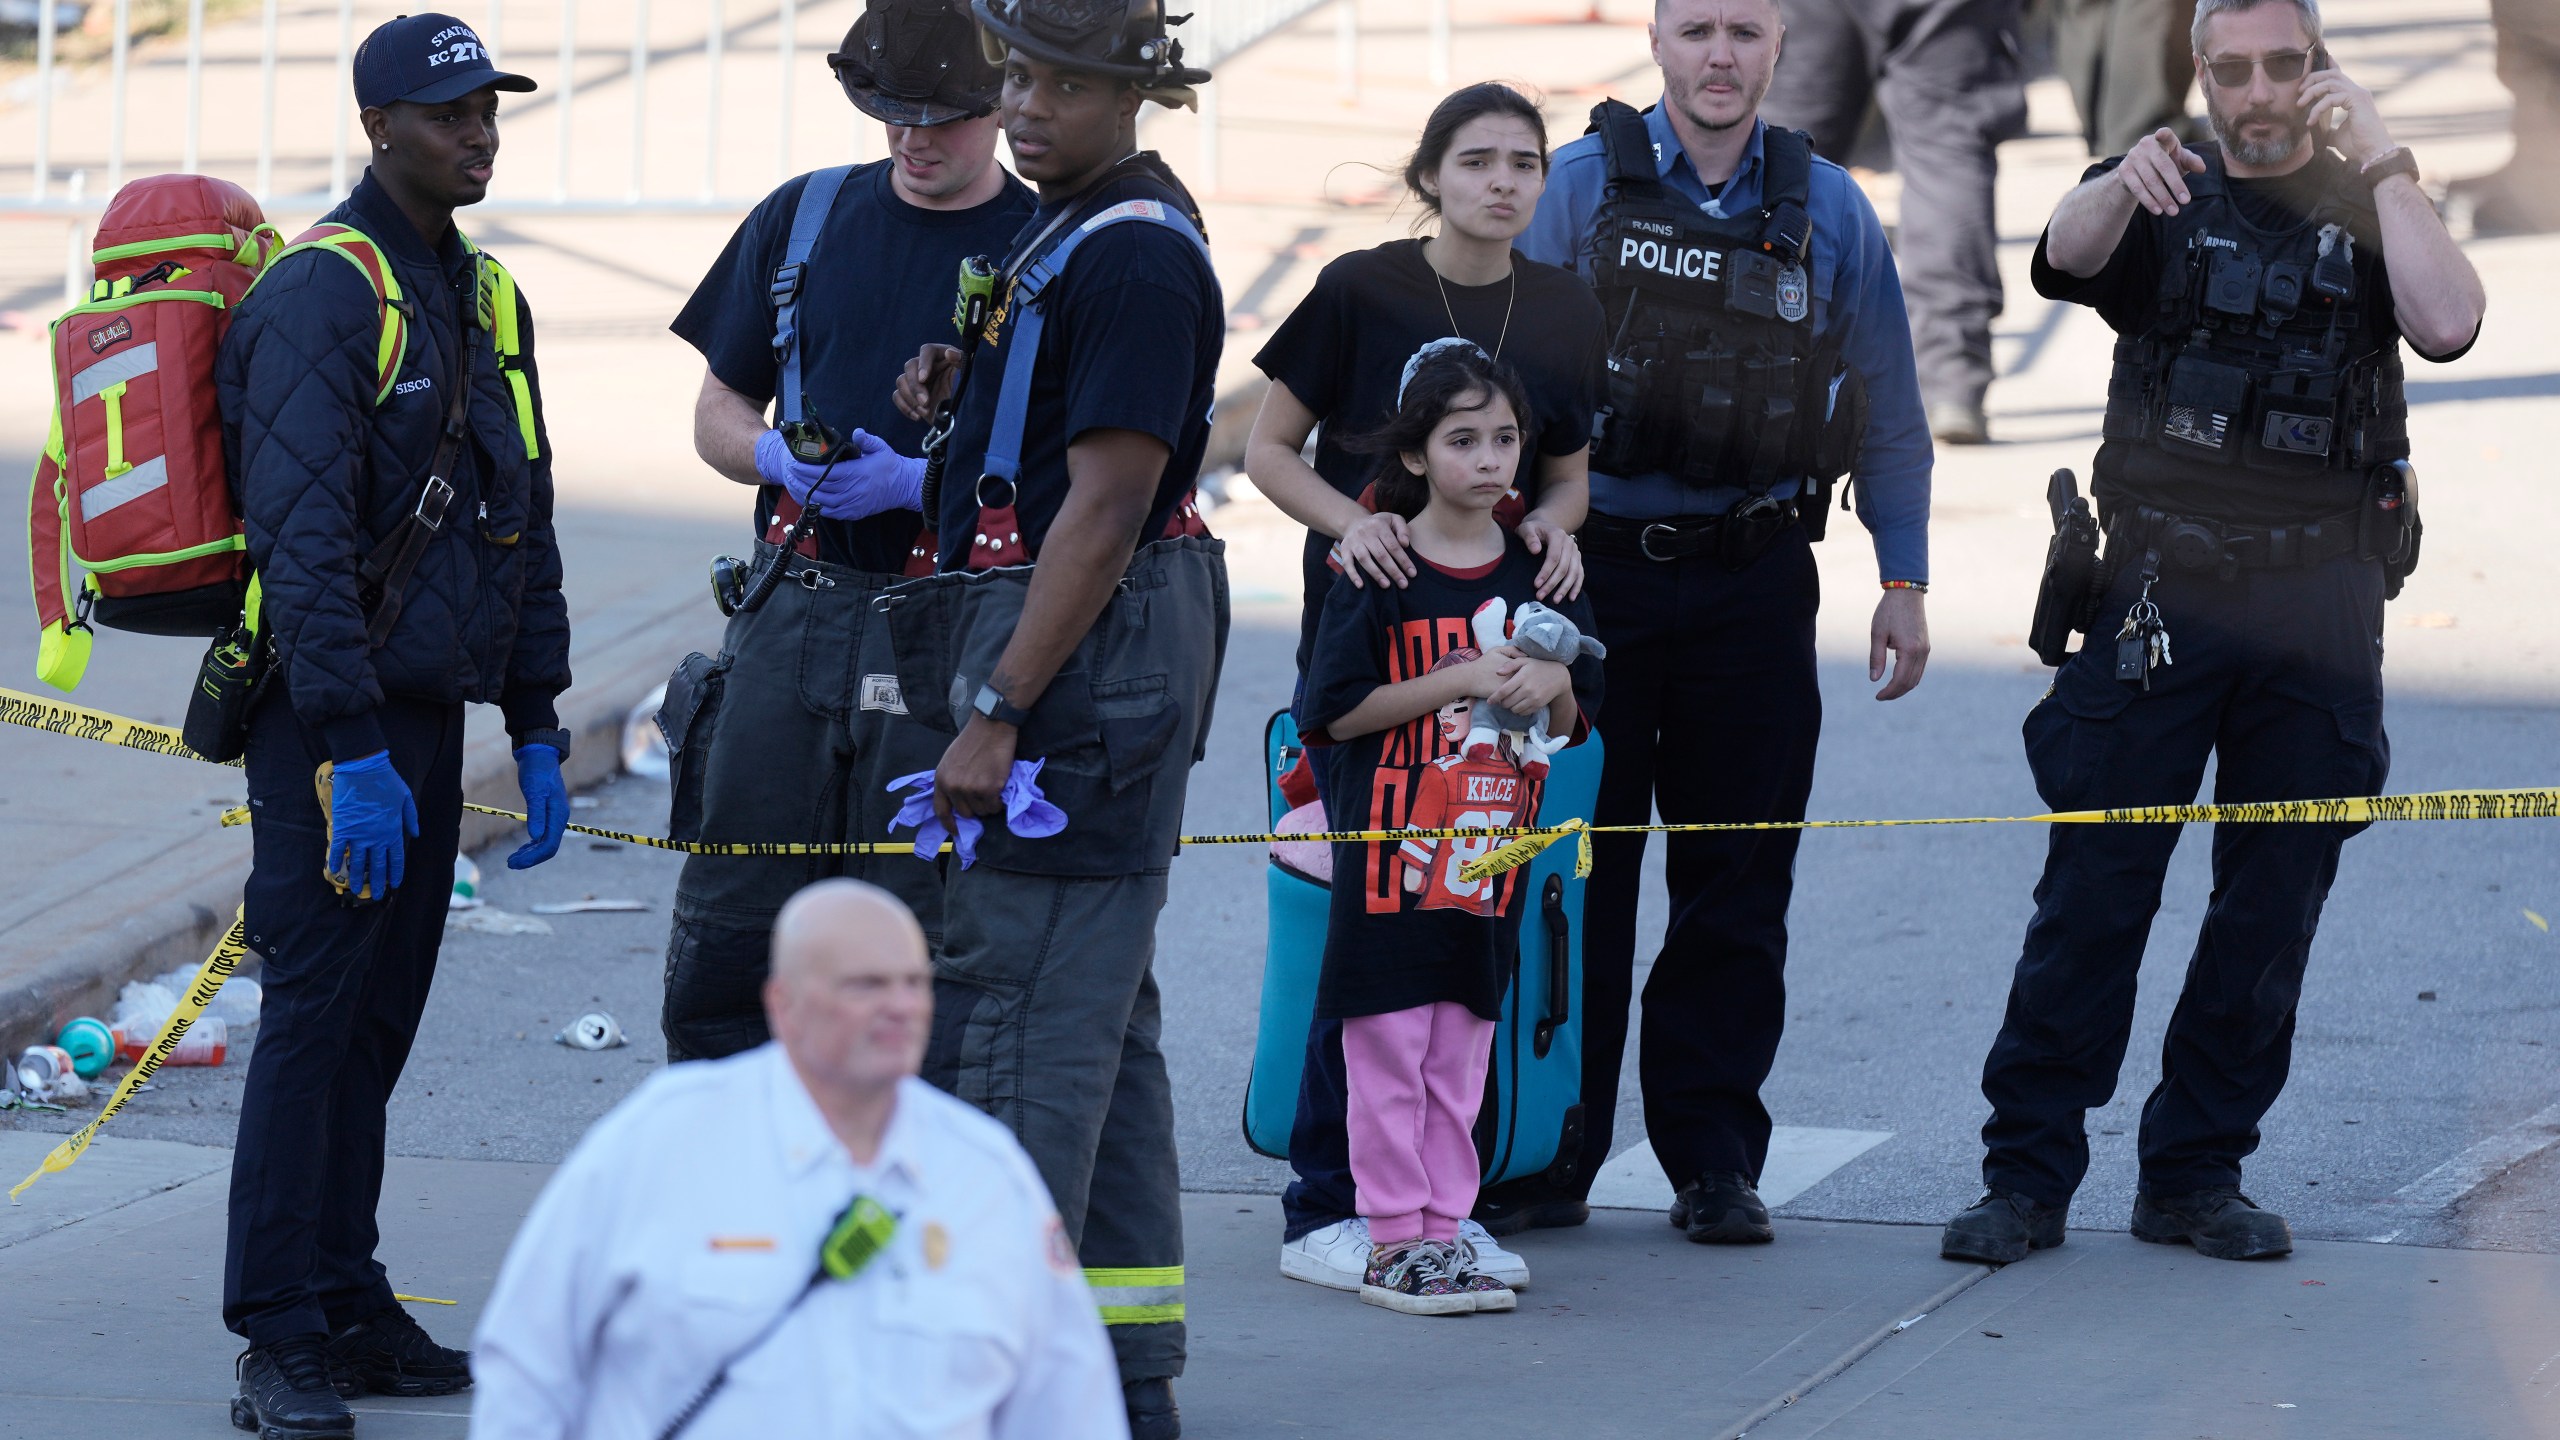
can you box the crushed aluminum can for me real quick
[555,1012,627,1051]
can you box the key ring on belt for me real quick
[1639,522,1685,562]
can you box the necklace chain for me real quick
[1428,239,1515,363]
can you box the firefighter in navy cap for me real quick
[216,13,561,1437]
[888,2,1219,1434]
[656,0,1033,1063]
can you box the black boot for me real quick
[1671,1172,1773,1244]
[2131,1188,2293,1260]
[1472,1182,1592,1238]
[327,1303,473,1397]
[1125,1376,1181,1440]
[232,1337,354,1439]
[1941,1190,2068,1264]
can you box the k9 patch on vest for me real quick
[861,673,908,715]
[2261,411,2333,457]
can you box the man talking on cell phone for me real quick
[1943,0,2485,1268]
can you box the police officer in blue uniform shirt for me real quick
[1944,0,2483,1267]
[1514,0,1934,1246]
[888,4,1223,1435]
[657,0,1033,1063]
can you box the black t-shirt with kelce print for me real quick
[2030,147,2473,527]
[931,156,1224,569]
[1302,533,1602,1022]
[671,160,1034,573]
[1253,240,1605,678]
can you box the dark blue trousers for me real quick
[1574,527,1824,1192]
[1981,555,2389,1207]
[225,694,465,1346]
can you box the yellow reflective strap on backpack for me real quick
[474,247,540,461]
[254,227,409,406]
[98,380,132,478]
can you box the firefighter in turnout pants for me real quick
[657,0,1033,1061]
[1942,0,2485,1266]
[890,3,1225,1434]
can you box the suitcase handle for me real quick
[1534,873,1569,1057]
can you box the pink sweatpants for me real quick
[1343,1001,1495,1246]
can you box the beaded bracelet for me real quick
[1880,579,1929,593]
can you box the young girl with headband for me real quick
[1297,345,1602,1315]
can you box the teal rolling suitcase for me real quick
[1242,709,1599,1190]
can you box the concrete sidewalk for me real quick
[2,1130,2552,1439]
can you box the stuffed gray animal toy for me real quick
[1464,597,1605,776]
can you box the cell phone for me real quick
[2307,45,2348,131]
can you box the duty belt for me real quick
[1582,504,1798,563]
[2107,505,2363,578]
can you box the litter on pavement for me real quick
[555,1013,628,1051]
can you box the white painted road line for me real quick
[1587,1126,1894,1212]
[2381,1099,2560,1217]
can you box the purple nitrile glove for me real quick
[823,429,927,521]
[884,760,1069,870]
[886,768,985,869]
[752,427,835,508]
[998,757,1068,839]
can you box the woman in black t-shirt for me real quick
[1247,83,1606,689]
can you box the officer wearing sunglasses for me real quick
[1944,0,2485,1269]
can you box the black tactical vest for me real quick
[2100,145,2407,482]
[1581,100,1863,498]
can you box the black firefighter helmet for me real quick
[829,0,1002,126]
[969,0,1212,87]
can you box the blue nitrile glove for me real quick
[509,742,568,870]
[327,751,418,903]
[830,429,928,520]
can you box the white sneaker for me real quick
[1458,1219,1531,1291]
[1280,1217,1371,1291]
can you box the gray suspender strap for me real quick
[770,165,855,426]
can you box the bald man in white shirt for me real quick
[470,879,1126,1440]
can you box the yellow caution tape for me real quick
[7,688,2559,885]
[4,691,2557,1191]
[0,687,238,768]
[11,911,246,1203]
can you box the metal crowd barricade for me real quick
[11,0,1357,213]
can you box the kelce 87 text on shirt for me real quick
[1357,615,1544,921]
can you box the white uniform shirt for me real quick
[470,1046,1127,1440]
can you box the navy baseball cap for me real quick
[353,13,536,108]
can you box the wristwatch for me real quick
[2359,147,2418,191]
[972,682,1033,728]
[515,727,573,759]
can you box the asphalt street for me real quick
[16,602,2555,1256]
